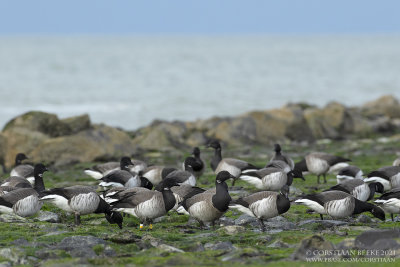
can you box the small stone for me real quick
[355,229,400,250]
[234,215,258,226]
[267,241,292,248]
[157,244,184,253]
[68,247,97,258]
[0,214,26,223]
[0,248,28,265]
[291,235,335,260]
[204,241,235,252]
[35,211,60,223]
[103,232,140,244]
[356,214,372,223]
[11,239,30,247]
[57,236,106,251]
[217,225,246,235]
[219,217,235,226]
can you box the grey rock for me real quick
[235,214,258,226]
[355,229,400,250]
[102,246,117,257]
[35,249,66,260]
[217,225,246,235]
[157,244,184,253]
[68,247,97,259]
[0,248,28,265]
[0,214,26,223]
[292,235,335,260]
[0,262,11,267]
[356,214,372,223]
[43,230,69,237]
[11,239,30,247]
[103,232,140,244]
[335,238,355,250]
[218,217,235,226]
[35,211,60,223]
[57,236,106,251]
[204,241,235,252]
[190,233,218,239]
[298,219,348,228]
[264,216,296,230]
[187,242,205,252]
[267,241,292,248]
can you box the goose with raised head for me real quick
[40,185,123,228]
[207,140,258,186]
[0,164,48,217]
[295,190,385,221]
[111,179,179,229]
[180,171,234,228]
[295,152,351,183]
[230,191,290,231]
[10,153,34,184]
[182,147,205,178]
[269,144,294,170]
[164,157,197,186]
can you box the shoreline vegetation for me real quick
[0,95,399,266]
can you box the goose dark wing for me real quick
[1,188,38,205]
[102,170,133,184]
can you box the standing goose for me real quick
[102,186,151,204]
[111,179,179,229]
[325,179,384,201]
[141,166,177,186]
[0,164,47,217]
[374,188,400,221]
[269,144,294,170]
[364,166,400,191]
[180,171,234,228]
[10,153,34,184]
[164,157,197,186]
[265,160,292,174]
[336,165,363,184]
[230,191,290,231]
[294,152,351,184]
[182,147,205,178]
[40,185,123,228]
[294,191,385,220]
[207,140,258,186]
[84,158,147,180]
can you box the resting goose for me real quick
[40,185,123,228]
[295,190,385,220]
[336,165,363,184]
[325,179,384,201]
[102,186,151,204]
[364,166,400,191]
[1,176,33,189]
[269,144,294,170]
[375,188,400,221]
[0,164,47,217]
[84,158,147,180]
[294,152,351,184]
[111,179,179,229]
[164,157,197,186]
[230,191,290,231]
[207,140,258,186]
[182,147,205,178]
[10,153,34,184]
[265,160,292,174]
[141,166,177,186]
[181,171,234,228]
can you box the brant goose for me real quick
[1,176,33,189]
[265,160,292,174]
[163,157,197,186]
[141,166,177,186]
[10,153,34,184]
[182,147,205,178]
[375,188,400,221]
[84,158,147,180]
[40,185,123,228]
[269,144,294,170]
[295,190,385,220]
[0,164,47,217]
[180,171,234,228]
[364,166,400,191]
[325,179,384,201]
[230,191,290,231]
[207,140,258,186]
[336,165,363,184]
[294,152,351,183]
[111,179,179,229]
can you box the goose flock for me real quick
[1,141,400,232]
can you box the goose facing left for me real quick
[0,164,48,217]
[84,157,147,180]
[10,153,34,184]
[40,185,123,228]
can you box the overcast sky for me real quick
[0,0,399,34]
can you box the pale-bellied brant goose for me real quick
[84,158,147,180]
[364,166,400,191]
[40,185,123,228]
[141,165,177,186]
[1,176,33,189]
[295,190,385,220]
[374,188,400,221]
[182,147,205,178]
[230,191,290,231]
[111,179,179,229]
[294,152,351,184]
[207,140,258,186]
[325,179,384,201]
[163,157,197,186]
[180,171,234,228]
[336,165,363,184]
[10,153,34,184]
[265,160,292,174]
[0,164,48,217]
[269,144,294,170]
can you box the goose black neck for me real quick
[212,181,231,212]
[353,199,374,214]
[15,158,21,166]
[33,173,45,193]
[367,183,376,201]
[276,194,290,214]
[286,172,294,186]
[211,148,222,171]
[96,197,112,214]
[162,189,176,212]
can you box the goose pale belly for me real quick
[215,162,241,178]
[134,196,166,220]
[69,192,100,215]
[188,201,224,222]
[261,172,287,191]
[352,184,370,201]
[250,196,279,219]
[13,195,43,217]
[325,196,355,218]
[390,173,400,188]
[306,157,330,175]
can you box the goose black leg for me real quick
[74,213,81,225]
[231,179,236,187]
[199,220,205,230]
[211,220,216,230]
[258,219,265,232]
[323,174,327,184]
[320,214,324,220]
[391,214,394,222]
[317,175,320,184]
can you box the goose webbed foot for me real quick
[258,219,266,232]
[74,214,81,225]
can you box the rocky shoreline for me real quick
[1,95,399,169]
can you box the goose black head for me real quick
[192,147,201,157]
[289,169,305,181]
[162,178,180,190]
[140,177,153,190]
[370,205,385,221]
[184,157,197,171]
[34,163,48,177]
[15,153,28,165]
[206,139,221,150]
[274,144,282,153]
[105,211,123,229]
[120,157,133,170]
[216,171,235,184]
[374,182,385,194]
[294,159,308,173]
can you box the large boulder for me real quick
[362,95,400,119]
[61,114,91,134]
[30,124,136,167]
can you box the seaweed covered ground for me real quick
[1,136,400,266]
